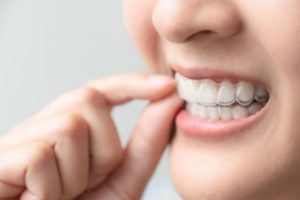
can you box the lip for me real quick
[171,63,271,138]
[176,102,269,137]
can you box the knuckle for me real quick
[76,87,108,108]
[27,142,55,166]
[60,114,88,134]
[97,148,123,172]
[54,114,89,141]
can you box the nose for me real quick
[152,0,242,43]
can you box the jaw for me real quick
[168,84,300,200]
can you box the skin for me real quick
[0,73,183,199]
[1,0,300,199]
[123,0,300,199]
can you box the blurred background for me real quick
[0,0,181,199]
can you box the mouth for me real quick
[172,64,271,138]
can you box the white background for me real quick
[0,0,181,199]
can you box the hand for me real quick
[0,72,183,200]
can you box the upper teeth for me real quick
[175,73,269,106]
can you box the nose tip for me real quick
[152,0,242,43]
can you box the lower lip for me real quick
[175,104,268,138]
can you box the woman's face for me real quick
[123,0,300,199]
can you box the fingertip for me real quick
[147,74,175,86]
[20,191,40,200]
[145,75,177,101]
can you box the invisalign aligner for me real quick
[175,72,269,107]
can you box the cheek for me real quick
[240,0,300,82]
[256,4,300,151]
[123,0,163,71]
[241,0,300,143]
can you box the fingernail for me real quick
[148,75,174,86]
[21,191,40,200]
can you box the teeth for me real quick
[254,86,269,102]
[186,103,207,118]
[176,73,269,120]
[248,102,262,114]
[232,105,250,119]
[196,80,218,106]
[207,107,219,120]
[197,105,208,118]
[186,102,263,120]
[218,106,233,121]
[236,81,255,106]
[217,80,236,106]
[186,103,197,116]
[175,73,198,103]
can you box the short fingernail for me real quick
[21,191,40,200]
[148,75,174,86]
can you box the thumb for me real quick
[84,92,183,199]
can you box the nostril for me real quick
[186,30,215,42]
[202,30,214,34]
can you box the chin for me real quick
[169,122,300,200]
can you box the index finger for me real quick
[85,72,176,106]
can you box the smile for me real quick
[173,67,271,138]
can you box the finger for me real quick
[2,114,90,200]
[33,72,176,120]
[82,92,183,199]
[0,142,61,200]
[30,94,123,191]
[6,73,175,136]
[1,94,122,198]
[0,180,23,198]
[3,72,177,197]
[11,73,175,178]
[86,72,176,105]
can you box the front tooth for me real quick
[254,86,269,102]
[217,80,235,106]
[236,81,254,106]
[196,80,218,106]
[232,105,250,119]
[207,107,219,120]
[218,106,233,121]
[176,73,198,102]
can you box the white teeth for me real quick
[236,81,255,106]
[196,80,218,106]
[186,103,207,118]
[207,107,219,120]
[254,86,269,102]
[218,106,233,121]
[186,102,263,120]
[186,103,197,116]
[176,73,269,120]
[197,105,208,118]
[217,80,235,106]
[232,105,250,119]
[175,73,198,103]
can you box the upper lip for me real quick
[170,63,270,89]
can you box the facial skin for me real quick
[123,0,300,199]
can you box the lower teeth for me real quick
[186,102,264,121]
